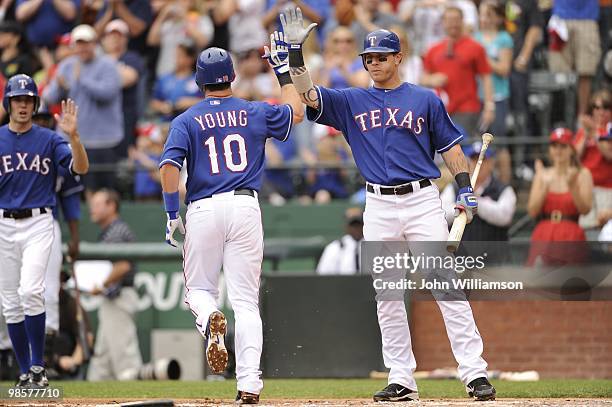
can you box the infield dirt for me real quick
[3,398,612,406]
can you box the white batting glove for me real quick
[165,213,185,247]
[263,31,289,75]
[279,7,317,46]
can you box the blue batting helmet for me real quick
[359,29,401,56]
[3,74,39,112]
[195,47,236,88]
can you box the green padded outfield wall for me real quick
[69,201,358,242]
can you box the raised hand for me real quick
[263,31,289,75]
[54,99,79,138]
[279,7,317,46]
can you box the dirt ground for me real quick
[2,398,612,407]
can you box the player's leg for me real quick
[0,218,31,379]
[222,195,264,398]
[183,200,225,336]
[401,185,491,398]
[0,301,20,380]
[19,214,54,386]
[364,191,419,398]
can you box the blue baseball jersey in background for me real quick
[160,97,293,203]
[306,83,463,185]
[0,124,73,210]
[53,166,84,221]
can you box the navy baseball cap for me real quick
[463,141,494,158]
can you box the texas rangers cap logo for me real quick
[368,36,376,47]
[18,79,28,89]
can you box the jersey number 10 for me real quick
[204,134,247,174]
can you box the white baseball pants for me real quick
[0,213,53,323]
[44,220,62,332]
[183,191,264,394]
[363,181,488,390]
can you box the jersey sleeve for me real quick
[159,122,189,169]
[306,86,349,131]
[429,94,464,153]
[264,103,293,142]
[60,193,81,222]
[51,132,74,171]
[59,170,84,198]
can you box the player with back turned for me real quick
[281,8,496,402]
[159,36,303,404]
[0,74,89,388]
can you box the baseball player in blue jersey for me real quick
[0,74,89,388]
[160,36,303,404]
[281,8,495,402]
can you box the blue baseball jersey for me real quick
[53,166,84,221]
[160,96,293,203]
[0,124,73,210]
[306,83,464,185]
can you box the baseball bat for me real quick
[446,133,495,253]
[68,258,92,361]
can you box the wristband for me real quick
[276,72,293,86]
[455,172,472,189]
[289,48,304,67]
[163,191,180,218]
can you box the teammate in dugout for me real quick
[281,8,495,402]
[32,109,85,374]
[0,74,89,387]
[160,36,304,404]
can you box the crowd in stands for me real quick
[0,0,610,237]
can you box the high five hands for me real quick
[279,7,317,47]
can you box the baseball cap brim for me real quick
[359,47,398,56]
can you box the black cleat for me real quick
[373,383,419,402]
[205,311,228,374]
[235,391,259,404]
[16,372,31,388]
[29,365,49,388]
[466,377,496,401]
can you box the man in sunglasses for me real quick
[281,7,495,403]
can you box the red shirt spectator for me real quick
[421,6,494,138]
[423,35,491,114]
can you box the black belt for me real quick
[1,207,48,219]
[234,189,255,197]
[366,179,432,196]
[198,189,255,201]
[537,211,579,223]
